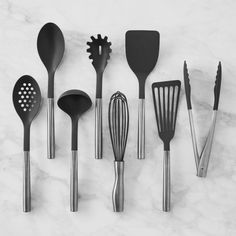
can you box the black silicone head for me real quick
[13,75,41,151]
[57,90,92,150]
[126,30,160,98]
[152,80,181,151]
[37,22,65,98]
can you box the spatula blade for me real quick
[125,30,159,79]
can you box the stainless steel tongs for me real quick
[183,61,222,177]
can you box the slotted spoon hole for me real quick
[99,45,102,55]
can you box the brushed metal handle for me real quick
[188,110,199,169]
[23,151,31,212]
[197,111,217,177]
[70,151,78,212]
[112,161,124,212]
[138,99,145,159]
[47,98,55,159]
[95,98,102,159]
[163,150,170,212]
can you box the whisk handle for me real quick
[95,98,102,159]
[112,161,124,212]
[138,99,145,159]
[163,150,170,212]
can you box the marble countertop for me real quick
[0,0,236,235]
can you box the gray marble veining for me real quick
[0,0,236,235]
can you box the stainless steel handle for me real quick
[163,151,170,212]
[197,111,217,177]
[112,161,124,212]
[188,110,199,169]
[138,99,145,159]
[47,98,55,159]
[95,98,102,159]
[70,151,78,212]
[23,151,31,212]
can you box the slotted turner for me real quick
[126,30,160,159]
[13,75,41,212]
[152,80,181,212]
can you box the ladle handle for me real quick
[47,98,55,159]
[95,98,102,159]
[23,151,31,212]
[70,150,78,212]
[138,99,145,159]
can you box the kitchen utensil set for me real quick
[184,61,222,177]
[12,22,222,213]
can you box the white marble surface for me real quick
[0,0,236,235]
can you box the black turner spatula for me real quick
[152,80,181,212]
[126,30,160,159]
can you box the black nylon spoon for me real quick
[125,30,160,159]
[57,90,92,212]
[13,75,41,212]
[37,22,65,159]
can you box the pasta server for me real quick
[184,61,222,177]
[87,34,112,160]
[13,75,41,212]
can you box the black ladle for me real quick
[13,75,41,212]
[37,22,65,159]
[57,90,92,212]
